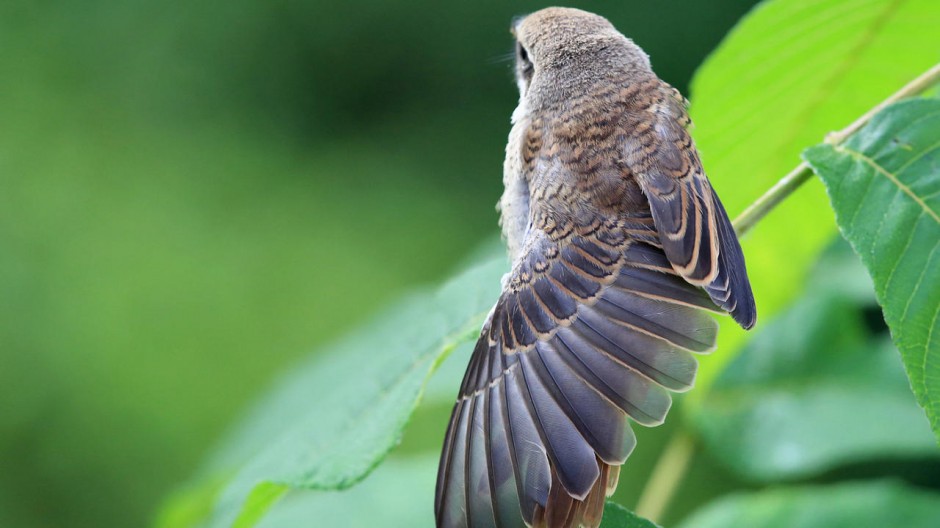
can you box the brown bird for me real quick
[435,7,756,528]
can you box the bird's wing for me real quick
[623,84,756,329]
[435,217,722,527]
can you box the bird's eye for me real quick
[517,42,529,64]
[515,42,534,75]
[513,41,534,93]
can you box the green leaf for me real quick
[688,0,940,393]
[601,502,661,528]
[677,481,940,528]
[256,456,439,528]
[804,97,940,441]
[155,253,507,527]
[693,241,938,480]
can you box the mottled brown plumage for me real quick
[436,8,756,527]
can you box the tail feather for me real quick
[532,459,614,528]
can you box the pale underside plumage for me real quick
[436,7,755,528]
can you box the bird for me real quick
[434,7,756,528]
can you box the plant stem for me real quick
[636,61,940,523]
[732,61,940,236]
[732,161,813,236]
[634,432,695,523]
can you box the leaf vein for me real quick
[835,146,940,224]
[844,156,879,234]
[880,205,918,302]
[899,232,939,327]
[896,137,940,177]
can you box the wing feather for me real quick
[627,85,756,329]
[487,382,524,527]
[467,393,498,528]
[503,366,552,524]
[518,354,600,498]
[436,230,723,527]
[552,327,672,426]
[532,342,637,464]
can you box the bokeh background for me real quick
[0,1,763,526]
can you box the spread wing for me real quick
[434,219,722,527]
[624,86,756,329]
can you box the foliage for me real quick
[677,481,940,528]
[254,456,441,528]
[157,254,505,527]
[693,242,938,481]
[805,98,940,440]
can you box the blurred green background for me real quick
[0,1,761,526]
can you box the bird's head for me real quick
[510,7,651,97]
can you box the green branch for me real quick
[732,61,940,236]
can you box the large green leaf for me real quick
[688,0,940,392]
[693,241,938,480]
[804,97,940,440]
[677,481,940,527]
[155,253,507,527]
